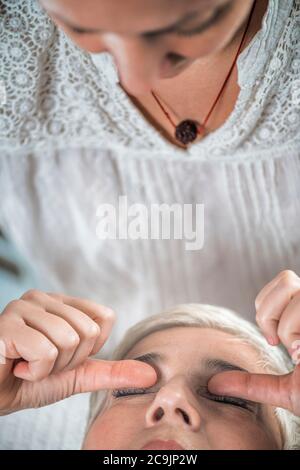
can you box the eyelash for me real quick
[112,387,148,398]
[112,387,253,411]
[173,3,231,37]
[70,27,210,38]
[202,391,253,411]
[70,27,90,35]
[68,3,231,39]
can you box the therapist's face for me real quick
[83,327,282,450]
[39,0,256,95]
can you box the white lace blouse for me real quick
[0,0,300,450]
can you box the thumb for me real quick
[69,358,157,395]
[207,370,293,411]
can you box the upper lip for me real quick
[140,439,186,450]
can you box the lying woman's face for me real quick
[39,0,256,94]
[83,327,282,450]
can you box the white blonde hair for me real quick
[86,304,300,449]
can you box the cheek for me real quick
[47,15,106,53]
[169,26,239,59]
[83,406,141,450]
[66,34,106,53]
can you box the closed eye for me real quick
[143,1,233,39]
[112,387,148,398]
[112,387,255,412]
[198,386,257,412]
[68,26,92,35]
[50,1,232,38]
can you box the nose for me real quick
[144,377,202,431]
[103,34,186,95]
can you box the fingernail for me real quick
[289,342,300,355]
[289,344,300,365]
[291,340,300,351]
[267,337,279,346]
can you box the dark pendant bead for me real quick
[175,120,199,145]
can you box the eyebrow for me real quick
[45,2,232,36]
[133,352,249,376]
[133,352,164,368]
[132,352,263,417]
[204,358,249,374]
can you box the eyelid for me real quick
[49,12,97,35]
[70,27,89,34]
[68,2,231,38]
[68,25,99,35]
[112,387,148,398]
[197,385,257,411]
[49,0,232,39]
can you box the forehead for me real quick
[125,326,263,374]
[40,0,226,31]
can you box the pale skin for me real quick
[38,0,269,148]
[83,270,300,449]
[0,271,300,448]
[209,270,300,416]
[2,0,297,448]
[83,327,283,450]
[0,290,156,414]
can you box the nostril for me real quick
[178,409,190,424]
[154,407,164,420]
[166,52,187,66]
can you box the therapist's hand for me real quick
[0,290,157,416]
[208,365,300,416]
[208,270,300,416]
[254,270,300,350]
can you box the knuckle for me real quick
[257,313,269,330]
[21,289,42,302]
[47,292,64,302]
[255,309,265,326]
[255,294,263,311]
[279,270,296,286]
[29,370,43,382]
[64,332,80,349]
[4,299,21,313]
[44,344,59,361]
[85,322,101,339]
[255,313,261,327]
[82,322,101,340]
[99,306,116,322]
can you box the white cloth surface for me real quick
[0,0,300,449]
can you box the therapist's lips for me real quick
[141,440,186,450]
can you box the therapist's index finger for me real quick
[74,358,158,394]
[207,370,293,411]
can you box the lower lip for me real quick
[141,440,185,450]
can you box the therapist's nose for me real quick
[144,377,202,431]
[103,34,187,95]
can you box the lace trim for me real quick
[0,0,299,160]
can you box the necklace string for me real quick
[151,0,257,146]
